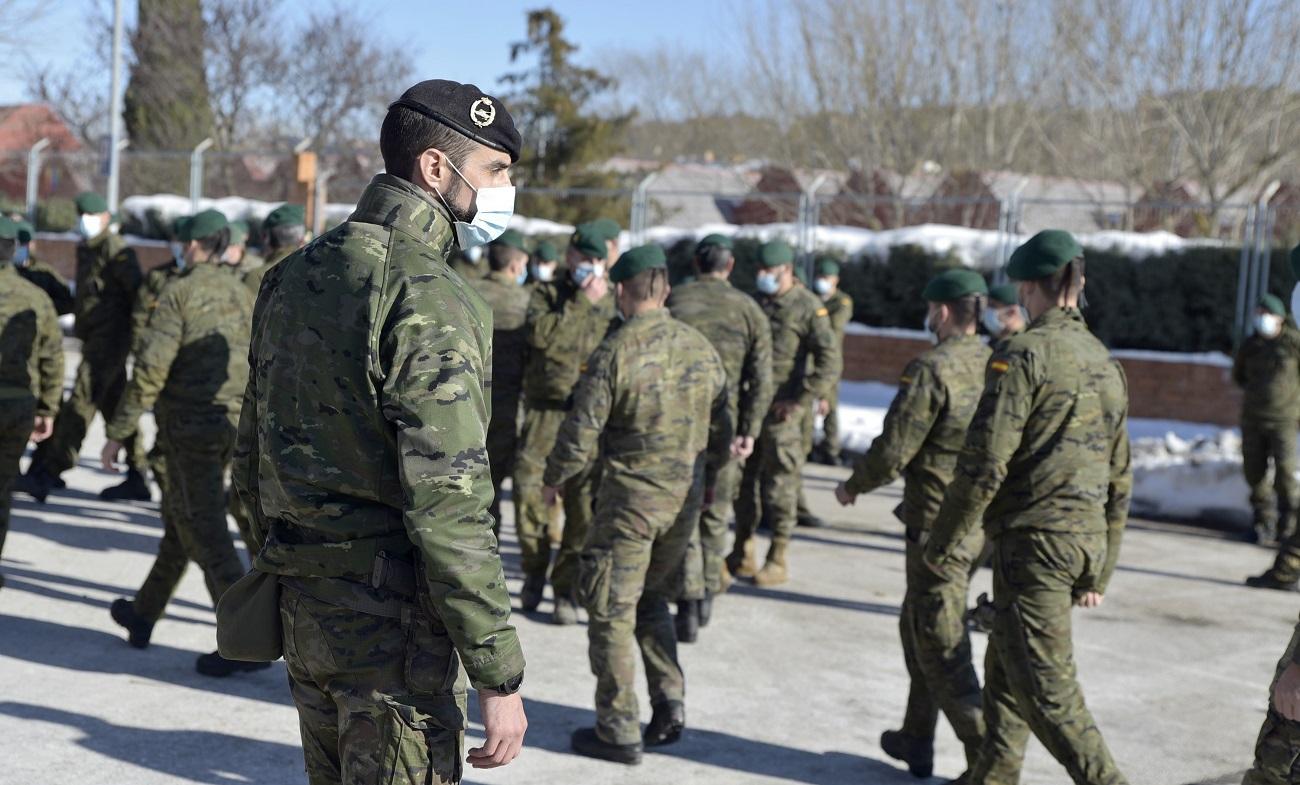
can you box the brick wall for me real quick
[34,236,173,277]
[843,332,1241,428]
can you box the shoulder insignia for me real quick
[816,307,829,317]
[990,359,1010,374]
[579,363,588,373]
[899,375,913,385]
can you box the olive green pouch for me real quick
[216,569,283,662]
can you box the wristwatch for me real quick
[488,672,524,695]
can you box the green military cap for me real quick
[172,215,192,240]
[923,268,988,303]
[264,203,306,229]
[0,215,18,240]
[1260,294,1286,317]
[75,191,109,215]
[758,240,795,268]
[1006,229,1083,281]
[493,228,528,253]
[15,220,34,244]
[570,222,607,259]
[988,283,1019,306]
[609,244,667,283]
[1291,243,1300,280]
[592,218,622,240]
[184,208,229,242]
[815,256,840,277]
[228,220,250,245]
[695,233,733,254]
[534,240,559,262]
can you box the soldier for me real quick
[470,228,532,531]
[666,233,773,641]
[1232,295,1300,547]
[1242,614,1300,784]
[834,268,990,780]
[810,256,853,466]
[99,209,260,678]
[19,192,142,502]
[230,80,528,780]
[983,283,1026,349]
[0,216,63,590]
[530,239,559,285]
[514,220,617,622]
[923,230,1132,785]
[728,240,841,588]
[222,219,263,270]
[12,219,74,315]
[541,244,730,764]
[242,204,306,296]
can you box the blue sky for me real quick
[8,0,735,104]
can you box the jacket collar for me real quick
[350,173,455,254]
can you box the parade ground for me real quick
[0,352,1286,785]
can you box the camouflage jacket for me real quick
[823,289,854,338]
[16,256,74,315]
[105,262,253,441]
[470,270,531,405]
[231,173,524,689]
[73,229,141,346]
[522,275,616,406]
[242,245,294,297]
[130,260,184,354]
[1233,324,1300,424]
[759,284,842,408]
[925,308,1132,592]
[0,263,63,415]
[667,277,774,439]
[844,334,990,531]
[543,308,732,496]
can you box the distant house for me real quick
[643,163,759,228]
[927,170,1131,233]
[0,104,88,203]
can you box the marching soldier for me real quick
[12,219,74,315]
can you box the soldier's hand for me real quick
[1075,591,1104,609]
[1274,662,1300,721]
[816,398,830,417]
[30,416,53,443]
[469,689,528,769]
[581,272,609,303]
[100,440,125,472]
[542,485,561,507]
[730,436,755,460]
[771,399,801,422]
[834,483,856,506]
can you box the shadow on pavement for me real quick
[1115,564,1252,589]
[0,701,303,785]
[1,578,216,628]
[0,614,289,706]
[728,583,900,616]
[792,531,907,555]
[0,564,215,614]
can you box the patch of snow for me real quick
[843,323,931,341]
[1112,349,1233,368]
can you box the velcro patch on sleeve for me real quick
[990,359,1010,374]
[579,363,588,373]
[816,308,829,317]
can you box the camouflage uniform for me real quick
[0,264,63,568]
[449,251,485,282]
[1232,325,1300,540]
[15,255,74,315]
[232,174,524,784]
[817,288,854,460]
[514,276,615,596]
[925,307,1132,785]
[730,284,840,579]
[543,308,730,745]
[1243,615,1300,784]
[241,245,294,297]
[469,270,530,530]
[106,262,253,625]
[666,277,773,598]
[844,335,990,767]
[29,229,142,477]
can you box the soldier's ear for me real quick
[416,148,449,192]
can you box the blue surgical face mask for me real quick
[981,307,1004,335]
[813,278,833,296]
[533,264,555,283]
[170,242,187,271]
[756,271,780,295]
[13,246,28,265]
[571,262,603,287]
[516,270,528,286]
[434,157,515,249]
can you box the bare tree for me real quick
[204,0,286,150]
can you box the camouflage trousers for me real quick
[970,529,1127,785]
[1243,619,1300,785]
[580,473,702,746]
[680,457,741,600]
[822,384,842,460]
[31,344,143,476]
[900,531,986,768]
[280,582,467,785]
[131,412,244,623]
[486,393,522,535]
[1242,420,1299,527]
[735,408,805,551]
[513,404,597,596]
[0,399,35,564]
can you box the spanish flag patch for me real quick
[816,308,829,317]
[990,360,1010,374]
[900,375,913,385]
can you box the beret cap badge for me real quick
[471,97,496,128]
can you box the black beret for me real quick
[389,80,522,163]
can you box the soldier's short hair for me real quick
[195,227,231,260]
[1036,257,1086,303]
[268,223,306,251]
[620,267,668,302]
[487,241,525,272]
[380,105,477,180]
[695,244,733,274]
[947,294,983,329]
[0,238,14,261]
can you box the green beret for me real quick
[171,215,192,240]
[815,256,840,277]
[1006,229,1083,281]
[570,222,607,260]
[494,228,528,253]
[0,216,18,240]
[695,233,733,254]
[1260,294,1286,317]
[75,192,108,215]
[988,283,1020,306]
[534,240,559,263]
[185,209,229,242]
[923,268,988,303]
[758,240,795,268]
[609,244,667,283]
[228,220,249,245]
[592,218,622,241]
[1291,244,1300,280]
[15,220,33,244]
[264,203,305,230]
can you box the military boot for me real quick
[675,600,699,643]
[753,542,789,587]
[571,728,642,765]
[520,574,545,613]
[1245,572,1300,592]
[110,599,155,649]
[880,729,934,779]
[797,512,827,528]
[553,593,579,625]
[195,651,273,677]
[643,700,685,747]
[100,468,152,502]
[15,464,57,504]
[726,539,758,579]
[698,593,714,628]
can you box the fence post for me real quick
[106,0,125,212]
[189,138,213,212]
[800,175,828,280]
[1234,204,1257,346]
[630,172,657,246]
[25,138,50,223]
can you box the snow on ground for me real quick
[834,380,1258,527]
